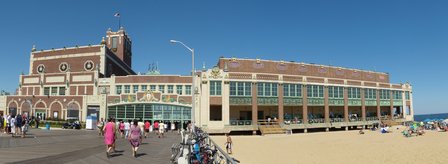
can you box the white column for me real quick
[222,80,230,126]
[200,75,209,127]
[402,91,406,118]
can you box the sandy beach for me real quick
[211,126,448,164]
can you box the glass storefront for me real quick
[107,103,191,129]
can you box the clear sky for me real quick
[0,0,447,114]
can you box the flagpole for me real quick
[118,16,121,30]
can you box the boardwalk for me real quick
[0,128,180,164]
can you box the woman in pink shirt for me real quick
[103,118,116,158]
[119,121,125,138]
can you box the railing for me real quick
[230,120,252,126]
[366,117,379,121]
[284,119,304,125]
[330,118,345,123]
[349,117,362,122]
[207,137,239,164]
[308,118,325,124]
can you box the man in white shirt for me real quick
[159,122,165,138]
[124,120,131,138]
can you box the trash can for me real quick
[46,122,50,130]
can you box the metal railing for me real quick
[366,117,379,121]
[171,129,239,164]
[330,118,345,123]
[308,118,325,124]
[208,137,239,164]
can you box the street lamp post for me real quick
[170,40,196,133]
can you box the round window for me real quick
[84,60,94,71]
[59,62,68,72]
[37,64,45,73]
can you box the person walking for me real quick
[103,118,116,158]
[10,115,16,137]
[119,121,125,138]
[159,121,165,138]
[124,120,131,138]
[128,120,142,158]
[97,118,105,136]
[144,121,150,138]
[225,133,233,154]
[154,121,159,135]
[16,115,22,137]
[0,114,4,134]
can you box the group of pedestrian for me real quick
[103,118,143,158]
[1,114,30,138]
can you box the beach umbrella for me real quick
[443,119,448,124]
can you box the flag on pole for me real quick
[114,12,120,17]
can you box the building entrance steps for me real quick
[258,121,286,135]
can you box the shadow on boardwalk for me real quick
[0,129,180,164]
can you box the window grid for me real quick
[150,85,156,92]
[210,81,222,95]
[186,85,192,95]
[283,84,302,97]
[116,86,122,94]
[158,85,165,93]
[348,87,361,99]
[328,86,343,98]
[124,85,130,94]
[176,85,183,95]
[405,91,410,100]
[307,85,324,98]
[168,85,174,94]
[141,85,147,92]
[380,89,390,100]
[257,83,278,97]
[133,85,139,93]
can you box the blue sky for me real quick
[0,0,447,114]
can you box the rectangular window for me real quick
[116,85,122,94]
[244,82,252,96]
[51,87,58,96]
[405,91,410,100]
[44,87,50,96]
[230,82,237,96]
[141,85,147,92]
[150,85,156,92]
[348,87,361,99]
[168,85,174,94]
[124,85,130,94]
[186,85,192,95]
[272,83,278,96]
[258,83,264,96]
[230,82,252,96]
[59,87,65,96]
[158,85,165,93]
[265,83,271,96]
[210,81,222,96]
[112,37,118,49]
[394,91,402,99]
[133,85,139,93]
[236,82,243,96]
[328,86,334,98]
[176,85,183,95]
[258,83,277,97]
[307,85,312,97]
[283,84,289,97]
[380,89,390,100]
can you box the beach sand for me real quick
[211,126,448,164]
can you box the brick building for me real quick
[0,28,413,133]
